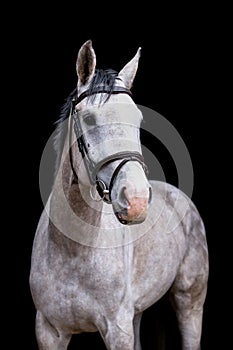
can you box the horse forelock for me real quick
[86,69,120,104]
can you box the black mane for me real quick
[53,87,77,177]
[53,69,119,177]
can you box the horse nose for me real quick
[116,185,152,224]
[118,186,152,207]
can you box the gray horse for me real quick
[30,40,209,349]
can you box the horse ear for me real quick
[76,40,96,86]
[118,47,141,89]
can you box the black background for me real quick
[8,4,228,350]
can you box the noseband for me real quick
[69,86,148,203]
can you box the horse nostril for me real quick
[148,187,152,204]
[118,187,128,208]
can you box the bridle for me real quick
[69,86,148,204]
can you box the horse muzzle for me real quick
[114,187,152,225]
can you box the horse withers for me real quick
[30,40,209,349]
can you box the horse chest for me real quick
[44,247,127,299]
[49,231,181,312]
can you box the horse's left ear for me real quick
[118,47,141,89]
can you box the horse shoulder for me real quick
[150,181,209,304]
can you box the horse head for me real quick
[71,40,151,225]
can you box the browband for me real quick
[75,86,133,105]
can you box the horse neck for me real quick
[48,127,107,246]
[49,119,134,248]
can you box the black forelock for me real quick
[86,68,119,104]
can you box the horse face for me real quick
[76,95,151,225]
[75,40,151,225]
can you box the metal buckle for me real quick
[96,180,111,203]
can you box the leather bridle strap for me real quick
[76,86,133,104]
[96,154,147,203]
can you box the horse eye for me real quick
[83,114,96,126]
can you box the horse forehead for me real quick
[80,94,139,117]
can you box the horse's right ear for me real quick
[76,40,96,86]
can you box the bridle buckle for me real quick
[96,180,111,203]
